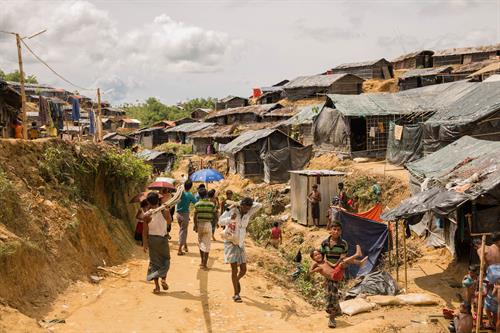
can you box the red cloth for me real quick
[352,203,383,222]
[331,263,344,281]
[271,227,281,239]
[135,221,143,234]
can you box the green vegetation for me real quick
[345,175,381,208]
[155,142,193,156]
[123,97,215,126]
[0,69,38,83]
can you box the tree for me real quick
[123,97,215,126]
[0,69,38,83]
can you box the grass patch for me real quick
[0,168,21,223]
[0,241,21,257]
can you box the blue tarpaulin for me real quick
[339,211,389,278]
[71,98,80,121]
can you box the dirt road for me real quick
[40,223,445,333]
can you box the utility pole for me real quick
[97,88,103,142]
[15,33,28,139]
[1,29,46,139]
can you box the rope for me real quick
[20,39,96,92]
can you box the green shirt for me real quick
[194,199,216,223]
[320,236,348,264]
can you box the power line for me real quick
[20,38,96,92]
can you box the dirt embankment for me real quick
[0,139,149,319]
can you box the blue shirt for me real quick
[176,191,197,213]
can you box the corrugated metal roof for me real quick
[279,103,324,126]
[136,149,168,161]
[283,74,363,89]
[206,104,280,119]
[484,74,500,82]
[406,136,500,198]
[220,128,277,154]
[289,170,346,176]
[433,43,500,57]
[188,122,279,139]
[263,106,297,117]
[163,122,214,133]
[391,50,434,63]
[452,60,498,74]
[333,58,390,69]
[219,95,248,103]
[399,66,452,79]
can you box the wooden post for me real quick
[395,220,399,282]
[96,88,103,142]
[15,33,28,139]
[403,221,408,293]
[475,234,487,333]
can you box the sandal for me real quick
[153,288,161,294]
[177,251,184,256]
[233,295,242,303]
[161,280,169,291]
[328,318,336,328]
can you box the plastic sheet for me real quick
[345,271,398,299]
[386,122,424,165]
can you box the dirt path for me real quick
[40,223,446,333]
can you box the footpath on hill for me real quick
[32,222,446,333]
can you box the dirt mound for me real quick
[0,139,148,318]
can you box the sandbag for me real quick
[366,295,401,306]
[396,293,438,305]
[340,298,376,316]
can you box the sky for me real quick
[0,0,499,104]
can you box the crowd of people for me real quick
[135,180,262,303]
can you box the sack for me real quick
[396,293,438,306]
[220,222,238,244]
[366,295,401,306]
[340,298,376,316]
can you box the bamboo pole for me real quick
[475,235,487,333]
[96,88,103,142]
[403,221,408,293]
[15,33,28,139]
[395,220,399,282]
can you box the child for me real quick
[462,264,479,313]
[452,302,473,333]
[310,245,367,282]
[134,200,149,245]
[266,222,282,248]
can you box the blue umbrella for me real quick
[190,168,224,183]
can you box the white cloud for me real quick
[0,1,242,101]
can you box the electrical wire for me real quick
[20,38,96,92]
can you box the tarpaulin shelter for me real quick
[339,210,389,277]
[276,103,324,146]
[382,136,500,256]
[136,149,176,173]
[289,170,345,226]
[163,122,215,144]
[352,203,383,222]
[221,128,312,183]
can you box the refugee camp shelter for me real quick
[468,61,500,81]
[398,66,453,91]
[277,103,323,146]
[215,96,248,110]
[391,50,434,70]
[0,80,21,138]
[432,44,500,67]
[133,127,169,149]
[221,128,312,183]
[150,120,176,128]
[163,122,215,144]
[188,122,278,154]
[103,132,136,149]
[313,92,434,157]
[174,117,196,126]
[205,103,282,125]
[262,106,297,122]
[382,136,500,258]
[191,108,211,120]
[136,149,176,173]
[283,74,364,100]
[290,170,346,227]
[450,60,499,81]
[256,80,289,104]
[332,58,394,80]
[101,106,126,117]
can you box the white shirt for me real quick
[219,202,262,248]
[148,211,168,236]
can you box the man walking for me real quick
[194,188,216,270]
[176,180,197,256]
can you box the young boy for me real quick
[461,264,479,313]
[307,184,321,227]
[451,302,473,333]
[310,245,367,282]
[266,222,282,249]
[319,221,348,328]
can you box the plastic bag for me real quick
[220,222,237,244]
[340,298,376,316]
[396,293,438,306]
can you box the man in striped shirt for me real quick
[194,188,216,270]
